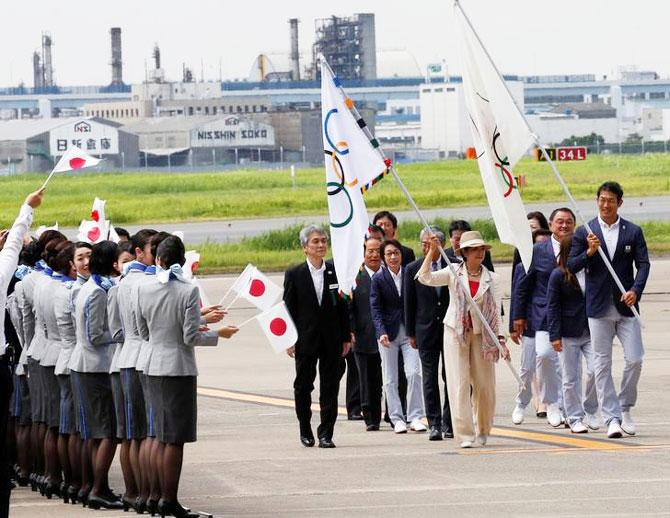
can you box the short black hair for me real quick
[52,241,75,275]
[90,241,119,276]
[532,228,553,243]
[74,241,93,251]
[597,181,623,201]
[372,211,398,229]
[448,220,471,237]
[549,207,576,223]
[116,240,135,259]
[380,239,403,260]
[131,229,158,253]
[115,227,130,240]
[150,231,172,259]
[20,241,42,267]
[364,236,382,251]
[526,211,549,230]
[156,235,186,267]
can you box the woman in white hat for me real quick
[417,230,508,448]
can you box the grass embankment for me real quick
[1,154,669,228]
[194,218,670,274]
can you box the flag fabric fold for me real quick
[255,301,298,353]
[231,265,282,312]
[320,58,388,296]
[455,3,535,271]
[52,145,101,173]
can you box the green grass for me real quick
[1,154,669,228]
[192,219,670,274]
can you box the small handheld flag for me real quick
[42,146,102,189]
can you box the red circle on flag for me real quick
[91,209,100,222]
[69,157,86,170]
[269,318,287,336]
[249,279,266,297]
[87,227,101,242]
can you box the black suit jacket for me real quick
[283,260,350,356]
[348,267,378,354]
[401,244,416,267]
[403,257,450,351]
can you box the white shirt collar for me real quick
[550,235,561,257]
[306,258,326,274]
[364,265,379,278]
[598,216,620,230]
[388,266,402,280]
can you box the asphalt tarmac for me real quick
[9,260,670,517]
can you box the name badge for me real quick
[624,245,631,253]
[329,283,339,290]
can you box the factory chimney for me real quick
[288,18,300,81]
[110,27,123,85]
[33,51,43,89]
[42,33,54,87]
[153,44,161,71]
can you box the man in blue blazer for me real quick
[569,181,650,439]
[513,208,577,428]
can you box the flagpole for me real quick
[320,58,522,387]
[454,1,642,325]
[40,171,57,190]
[537,145,642,323]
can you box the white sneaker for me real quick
[621,412,636,436]
[607,419,623,439]
[512,405,525,425]
[394,421,407,434]
[410,419,427,432]
[547,404,563,428]
[584,413,601,431]
[477,434,488,446]
[460,440,473,448]
[569,420,588,434]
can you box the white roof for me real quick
[0,118,73,141]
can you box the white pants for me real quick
[588,303,644,424]
[534,331,563,408]
[515,336,535,408]
[559,331,599,424]
[378,325,424,424]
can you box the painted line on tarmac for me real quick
[197,386,631,451]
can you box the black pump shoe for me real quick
[87,493,124,510]
[157,499,199,518]
[146,498,160,516]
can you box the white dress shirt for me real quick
[551,235,561,259]
[389,266,403,296]
[0,204,33,356]
[307,259,326,305]
[364,265,378,279]
[598,216,620,258]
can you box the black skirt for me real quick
[147,375,197,444]
[43,365,60,429]
[11,374,32,425]
[121,368,147,440]
[57,375,76,435]
[110,372,126,440]
[72,371,116,440]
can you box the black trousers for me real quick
[353,351,382,426]
[419,347,453,433]
[342,351,361,417]
[0,356,13,518]
[293,347,343,441]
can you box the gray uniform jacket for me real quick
[20,271,41,359]
[54,280,78,375]
[32,273,53,364]
[107,284,124,373]
[39,276,67,367]
[135,276,218,377]
[70,278,116,373]
[114,270,146,369]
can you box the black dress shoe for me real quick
[348,414,364,421]
[318,438,336,448]
[300,434,315,447]
[157,499,199,518]
[366,424,380,431]
[536,411,547,418]
[443,430,454,439]
[87,493,124,510]
[429,427,443,441]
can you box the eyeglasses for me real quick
[384,250,401,257]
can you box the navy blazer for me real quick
[569,217,650,318]
[348,267,379,354]
[546,268,588,341]
[369,266,404,341]
[512,239,556,332]
[509,262,536,338]
[403,257,450,351]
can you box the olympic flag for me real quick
[455,2,535,271]
[320,58,387,296]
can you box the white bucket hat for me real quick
[457,230,492,251]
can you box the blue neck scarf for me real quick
[156,264,188,284]
[145,265,157,276]
[34,260,46,272]
[15,265,32,280]
[91,274,114,292]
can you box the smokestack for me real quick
[33,51,43,89]
[42,33,54,87]
[288,18,300,81]
[153,44,161,70]
[110,27,123,85]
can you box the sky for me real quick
[1,0,668,87]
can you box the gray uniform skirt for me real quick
[57,375,76,435]
[43,366,61,429]
[147,375,197,444]
[110,372,126,440]
[121,368,147,440]
[11,374,32,425]
[139,373,156,438]
[26,358,42,423]
[71,371,116,440]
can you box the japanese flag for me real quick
[256,301,298,353]
[52,145,101,173]
[234,266,282,311]
[183,250,200,280]
[77,220,110,243]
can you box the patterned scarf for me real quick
[453,264,500,362]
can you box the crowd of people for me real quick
[1,188,238,517]
[0,180,650,516]
[283,181,650,450]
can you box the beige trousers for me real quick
[444,328,496,442]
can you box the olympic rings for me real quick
[326,181,354,227]
[324,109,350,155]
